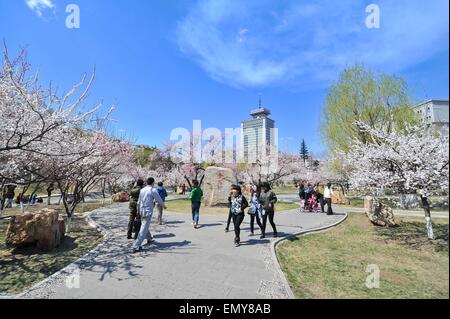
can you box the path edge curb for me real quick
[270,212,349,299]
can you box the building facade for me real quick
[414,99,449,135]
[241,106,276,162]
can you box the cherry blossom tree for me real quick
[227,144,300,187]
[0,46,103,155]
[43,131,133,230]
[0,45,112,213]
[343,122,449,239]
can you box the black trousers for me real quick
[127,209,138,238]
[261,211,277,236]
[232,213,245,242]
[325,198,333,215]
[250,214,263,233]
[226,210,233,230]
[317,193,325,213]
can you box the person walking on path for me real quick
[314,183,326,213]
[46,183,54,206]
[229,185,248,247]
[259,182,278,239]
[225,185,237,233]
[127,179,144,240]
[156,182,168,225]
[190,180,203,229]
[324,182,334,215]
[4,185,16,209]
[132,177,166,253]
[298,180,306,211]
[248,184,263,236]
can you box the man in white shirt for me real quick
[132,177,167,253]
[324,182,334,215]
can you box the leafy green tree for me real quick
[320,64,419,154]
[134,145,157,167]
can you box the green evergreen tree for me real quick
[299,139,309,165]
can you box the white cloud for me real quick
[25,0,55,17]
[237,28,248,43]
[176,0,449,89]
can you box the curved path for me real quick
[18,199,347,299]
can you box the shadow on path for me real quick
[240,239,271,246]
[198,223,223,228]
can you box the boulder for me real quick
[112,191,129,202]
[203,166,234,206]
[364,196,396,227]
[6,209,65,251]
[332,191,350,205]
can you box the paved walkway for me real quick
[18,201,346,299]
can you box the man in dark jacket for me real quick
[156,182,168,225]
[128,179,144,239]
[4,185,16,209]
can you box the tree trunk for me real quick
[421,195,434,240]
[19,185,29,213]
[339,183,346,196]
[0,181,6,215]
[66,214,73,233]
[58,182,73,233]
[62,194,73,233]
[101,180,106,199]
[184,176,193,189]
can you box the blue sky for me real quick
[0,0,448,157]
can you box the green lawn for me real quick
[277,213,449,299]
[0,202,109,294]
[273,185,298,194]
[166,199,299,215]
[339,196,448,212]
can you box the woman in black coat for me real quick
[229,185,248,247]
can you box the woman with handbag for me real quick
[248,184,263,236]
[259,182,278,239]
[229,184,248,247]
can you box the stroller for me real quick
[300,193,320,213]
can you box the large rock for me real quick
[203,166,234,206]
[364,196,396,227]
[6,209,65,251]
[332,191,350,205]
[112,191,129,202]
